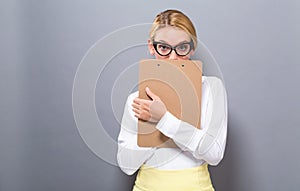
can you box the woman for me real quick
[117,9,227,191]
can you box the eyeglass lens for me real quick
[153,41,192,56]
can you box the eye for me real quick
[177,44,188,51]
[158,44,170,51]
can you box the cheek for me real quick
[154,54,191,60]
[153,52,192,60]
[154,53,166,59]
[176,54,191,60]
[177,56,190,60]
[179,51,194,60]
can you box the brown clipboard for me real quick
[138,59,202,147]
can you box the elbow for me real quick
[197,144,225,166]
[207,151,224,166]
[117,162,136,176]
[119,167,136,176]
[117,152,137,176]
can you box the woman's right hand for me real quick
[132,87,167,123]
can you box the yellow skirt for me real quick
[132,164,214,191]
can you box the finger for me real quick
[131,102,140,110]
[132,108,141,115]
[141,104,150,112]
[139,112,151,121]
[132,102,150,114]
[133,98,141,104]
[134,110,150,121]
[134,97,149,105]
[134,98,152,108]
[145,87,160,100]
[134,113,140,119]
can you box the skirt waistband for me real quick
[133,164,214,191]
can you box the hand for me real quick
[132,87,167,122]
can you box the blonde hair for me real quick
[150,9,197,49]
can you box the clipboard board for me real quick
[138,59,202,147]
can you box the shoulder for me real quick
[128,91,138,99]
[202,76,224,89]
[202,76,227,103]
[202,76,223,83]
[126,91,139,104]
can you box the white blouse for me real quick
[117,76,228,175]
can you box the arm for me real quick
[156,77,228,165]
[117,92,156,175]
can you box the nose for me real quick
[168,50,178,60]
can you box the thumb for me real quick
[145,87,159,101]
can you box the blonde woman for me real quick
[118,9,227,191]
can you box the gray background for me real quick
[1,0,300,191]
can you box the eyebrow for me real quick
[155,40,190,45]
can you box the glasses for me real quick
[152,40,194,56]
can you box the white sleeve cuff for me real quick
[156,111,181,137]
[156,111,205,152]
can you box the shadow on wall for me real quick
[116,168,137,191]
[209,110,261,191]
[209,111,238,190]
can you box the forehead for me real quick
[154,26,190,45]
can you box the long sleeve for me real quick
[117,92,156,175]
[156,76,228,165]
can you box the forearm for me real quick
[117,135,155,175]
[156,77,228,165]
[117,92,156,175]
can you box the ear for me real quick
[148,39,155,55]
[189,49,195,58]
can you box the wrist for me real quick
[158,111,167,121]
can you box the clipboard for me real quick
[138,59,202,147]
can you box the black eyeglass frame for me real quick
[152,40,194,57]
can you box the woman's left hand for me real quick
[132,87,167,122]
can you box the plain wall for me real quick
[1,0,300,190]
